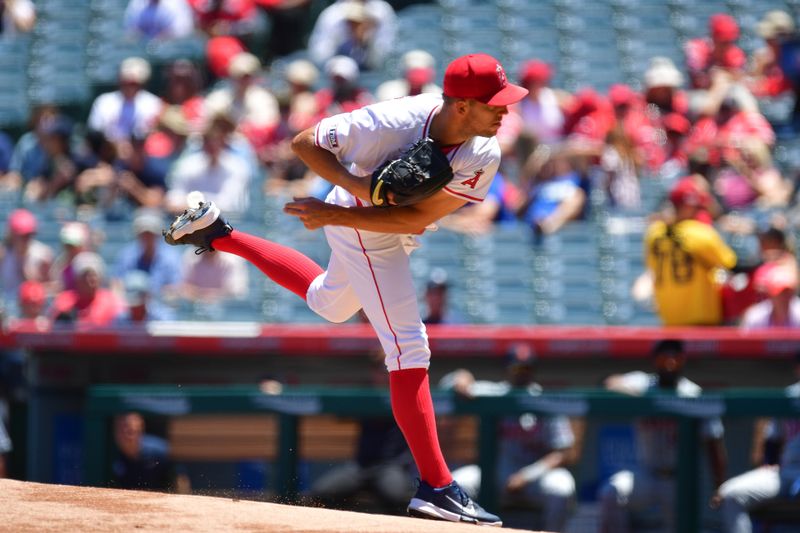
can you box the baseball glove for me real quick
[370,137,453,207]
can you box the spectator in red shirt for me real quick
[684,85,774,168]
[50,252,124,327]
[684,13,747,91]
[722,225,799,324]
[749,10,796,98]
[637,59,691,174]
[204,51,280,152]
[17,280,47,323]
[608,84,652,150]
[657,113,692,179]
[741,262,800,328]
[160,59,205,133]
[145,105,191,164]
[188,0,259,38]
[563,88,614,145]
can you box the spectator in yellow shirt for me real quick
[644,177,737,325]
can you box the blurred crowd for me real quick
[0,4,800,328]
[2,4,800,531]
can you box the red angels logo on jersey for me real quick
[460,169,484,189]
[496,64,507,87]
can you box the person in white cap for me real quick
[112,208,183,302]
[0,0,36,40]
[643,56,688,118]
[205,51,280,150]
[50,252,125,326]
[50,221,91,292]
[163,52,529,526]
[123,0,194,41]
[260,60,320,194]
[87,57,162,145]
[308,0,396,70]
[285,59,320,133]
[314,55,372,122]
[376,50,442,102]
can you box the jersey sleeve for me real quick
[442,139,501,204]
[313,108,378,167]
[616,371,652,395]
[545,416,576,451]
[689,224,737,270]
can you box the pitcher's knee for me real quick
[598,477,631,509]
[718,481,748,508]
[542,469,576,499]
[307,301,357,323]
[316,309,355,323]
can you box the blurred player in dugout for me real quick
[111,412,190,493]
[439,344,578,532]
[712,351,800,533]
[598,339,727,533]
[644,176,736,326]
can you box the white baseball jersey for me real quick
[313,93,500,207]
[305,94,502,371]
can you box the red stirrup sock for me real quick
[212,230,324,300]
[389,368,453,488]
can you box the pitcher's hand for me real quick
[284,197,340,230]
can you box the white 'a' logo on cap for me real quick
[496,64,507,86]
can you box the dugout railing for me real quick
[83,385,800,533]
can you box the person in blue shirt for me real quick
[519,146,586,236]
[1,105,58,192]
[112,209,182,303]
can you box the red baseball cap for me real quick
[8,208,37,235]
[669,177,710,208]
[663,112,691,134]
[720,46,746,68]
[608,83,638,107]
[520,60,552,86]
[753,262,798,297]
[710,13,740,42]
[443,54,528,106]
[19,280,46,306]
[206,36,246,79]
[406,66,434,87]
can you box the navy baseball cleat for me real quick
[162,201,232,253]
[407,479,502,526]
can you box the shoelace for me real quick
[449,482,472,507]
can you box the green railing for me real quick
[83,385,800,533]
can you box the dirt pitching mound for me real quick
[0,479,547,532]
